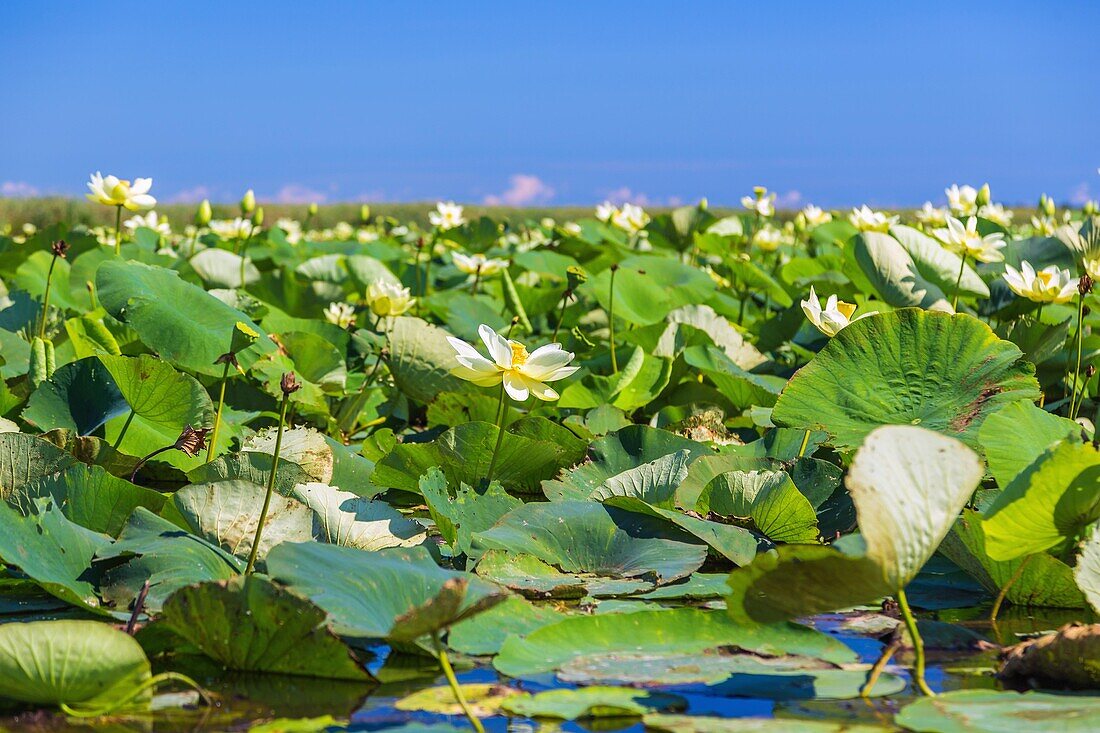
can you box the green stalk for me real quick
[470,264,482,295]
[796,429,812,458]
[38,253,59,339]
[550,289,570,342]
[246,393,290,575]
[608,265,619,374]
[951,254,967,311]
[112,409,136,451]
[897,588,934,696]
[114,205,123,256]
[336,352,384,434]
[207,359,232,462]
[485,381,508,484]
[1069,293,1086,419]
[238,227,254,289]
[431,630,484,733]
[990,554,1033,624]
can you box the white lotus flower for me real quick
[801,285,877,337]
[453,251,507,276]
[945,184,978,215]
[1084,256,1100,281]
[324,302,356,328]
[209,217,253,240]
[1030,215,1057,236]
[1003,261,1077,304]
[611,203,650,234]
[934,216,1005,263]
[595,201,617,222]
[800,205,831,226]
[977,203,1013,227]
[333,222,355,240]
[562,221,583,236]
[357,229,379,243]
[752,226,784,252]
[366,280,415,317]
[123,211,170,236]
[85,172,156,210]
[429,201,466,230]
[741,188,776,217]
[915,202,949,227]
[447,324,579,401]
[848,205,898,233]
[276,218,303,245]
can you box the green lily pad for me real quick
[703,469,820,544]
[16,462,165,536]
[0,432,76,500]
[96,259,273,377]
[939,509,1086,609]
[0,620,151,709]
[726,425,983,622]
[243,427,335,484]
[385,316,476,403]
[474,549,652,599]
[291,482,425,551]
[977,401,1081,488]
[544,425,712,502]
[159,576,371,680]
[1076,523,1100,613]
[446,595,567,655]
[850,231,951,310]
[644,714,889,732]
[771,310,1039,451]
[600,496,759,566]
[187,451,316,496]
[97,507,244,613]
[982,441,1100,561]
[172,480,315,562]
[0,498,112,614]
[419,467,520,557]
[501,686,686,719]
[395,683,521,717]
[266,542,507,641]
[475,500,707,584]
[373,418,585,494]
[493,608,857,678]
[896,689,1100,732]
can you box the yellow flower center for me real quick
[1036,272,1054,287]
[509,341,529,366]
[836,301,857,319]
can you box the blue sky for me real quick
[1,1,1098,208]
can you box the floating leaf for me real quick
[419,467,520,557]
[896,689,1100,733]
[977,401,1081,488]
[501,686,686,719]
[291,482,426,551]
[446,596,567,656]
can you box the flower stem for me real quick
[207,359,232,462]
[431,630,484,733]
[551,289,571,342]
[608,264,619,374]
[337,352,384,434]
[112,409,136,451]
[485,381,507,485]
[470,264,482,295]
[860,640,901,698]
[38,253,59,339]
[951,255,967,311]
[114,205,123,256]
[246,393,290,575]
[990,554,1033,624]
[1070,293,1086,419]
[130,445,175,483]
[797,429,812,458]
[897,588,934,697]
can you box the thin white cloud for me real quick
[776,190,803,208]
[168,185,211,204]
[1069,182,1091,206]
[601,187,652,206]
[0,181,40,198]
[275,184,328,204]
[483,174,555,206]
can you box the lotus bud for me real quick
[359,204,371,223]
[976,183,991,207]
[699,198,708,210]
[253,206,265,226]
[1040,194,1056,217]
[240,189,256,215]
[173,424,210,457]
[308,202,319,217]
[280,371,301,396]
[196,199,212,226]
[1085,201,1099,216]
[50,239,69,259]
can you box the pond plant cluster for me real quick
[0,177,1097,731]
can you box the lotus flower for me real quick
[453,252,507,277]
[800,205,831,226]
[945,184,978,215]
[848,205,898,232]
[595,201,617,222]
[801,285,877,337]
[85,172,155,210]
[977,203,1013,227]
[447,324,579,401]
[429,201,466,230]
[915,202,949,227]
[324,302,356,328]
[935,216,1005,263]
[1003,262,1077,304]
[210,217,253,240]
[742,187,776,217]
[610,203,650,234]
[123,211,170,236]
[366,280,415,317]
[753,226,784,252]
